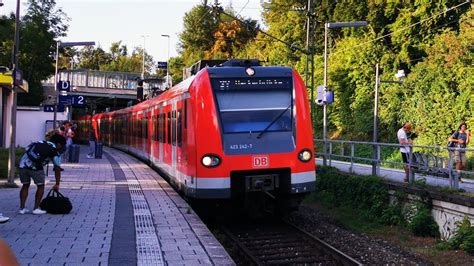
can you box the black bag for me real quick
[448,131,459,148]
[40,189,73,214]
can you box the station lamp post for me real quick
[53,41,95,129]
[372,64,405,175]
[141,35,149,79]
[161,34,170,88]
[322,21,367,166]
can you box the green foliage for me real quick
[0,147,26,179]
[446,216,474,255]
[315,166,390,220]
[0,0,69,106]
[408,208,439,237]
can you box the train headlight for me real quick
[245,67,255,76]
[298,149,312,162]
[201,154,221,167]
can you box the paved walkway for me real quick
[0,146,234,265]
[318,158,474,192]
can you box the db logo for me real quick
[253,155,269,168]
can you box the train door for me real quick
[163,105,171,171]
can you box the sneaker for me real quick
[0,215,9,223]
[18,208,29,215]
[87,154,93,159]
[32,209,47,215]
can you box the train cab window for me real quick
[211,78,293,134]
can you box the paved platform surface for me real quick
[0,146,234,265]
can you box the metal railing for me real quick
[315,139,474,190]
[44,69,141,90]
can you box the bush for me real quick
[0,147,25,179]
[448,216,474,255]
[408,208,439,237]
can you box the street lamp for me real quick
[53,41,95,129]
[323,21,367,166]
[141,35,149,79]
[372,63,405,175]
[161,34,170,88]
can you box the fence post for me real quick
[329,142,333,167]
[377,145,381,176]
[408,147,413,184]
[350,143,354,174]
[448,150,455,189]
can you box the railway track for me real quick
[221,219,361,265]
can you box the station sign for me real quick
[58,95,86,107]
[44,104,65,112]
[57,80,71,92]
[157,61,168,69]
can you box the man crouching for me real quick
[18,133,66,215]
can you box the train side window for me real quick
[144,117,148,139]
[184,101,187,129]
[160,114,164,142]
[177,109,182,147]
[167,112,171,144]
[171,110,176,146]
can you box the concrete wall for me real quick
[12,106,68,148]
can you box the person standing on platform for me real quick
[18,134,66,215]
[87,123,96,159]
[397,123,413,182]
[448,122,471,182]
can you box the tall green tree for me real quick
[0,0,69,106]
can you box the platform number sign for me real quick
[71,95,86,107]
[253,155,269,168]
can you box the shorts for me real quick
[401,152,409,164]
[454,150,467,164]
[19,168,45,186]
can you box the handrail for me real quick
[314,138,473,190]
[314,138,474,152]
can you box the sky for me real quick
[1,0,264,63]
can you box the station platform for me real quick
[0,146,234,265]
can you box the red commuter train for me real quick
[76,59,315,211]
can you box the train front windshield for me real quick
[212,77,293,134]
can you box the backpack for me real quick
[25,141,58,168]
[447,131,459,148]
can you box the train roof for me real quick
[89,60,295,118]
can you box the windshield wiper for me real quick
[256,104,292,139]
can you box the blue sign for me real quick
[157,61,168,69]
[325,91,334,104]
[71,95,86,107]
[57,80,71,92]
[59,95,72,105]
[44,104,65,112]
[58,95,86,107]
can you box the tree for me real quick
[178,3,219,66]
[0,0,69,106]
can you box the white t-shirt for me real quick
[397,128,410,153]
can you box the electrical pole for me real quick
[305,0,315,116]
[7,0,21,186]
